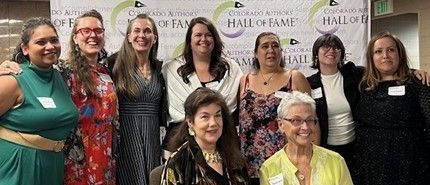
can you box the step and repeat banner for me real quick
[51,0,369,75]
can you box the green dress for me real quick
[0,60,79,185]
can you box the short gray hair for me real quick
[276,91,316,119]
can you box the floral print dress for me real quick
[239,74,291,178]
[60,62,118,185]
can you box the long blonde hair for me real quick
[112,14,159,100]
[359,31,411,91]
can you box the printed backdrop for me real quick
[51,0,370,75]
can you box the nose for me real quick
[382,50,388,58]
[88,30,97,37]
[208,116,220,127]
[46,41,56,50]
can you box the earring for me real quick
[188,127,195,136]
[74,44,80,53]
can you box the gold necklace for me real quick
[202,150,222,163]
[260,71,277,85]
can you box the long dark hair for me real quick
[177,17,229,84]
[12,17,58,63]
[169,87,245,171]
[252,32,285,69]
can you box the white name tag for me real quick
[37,97,56,108]
[388,85,405,96]
[268,173,283,185]
[311,87,323,99]
[99,73,113,83]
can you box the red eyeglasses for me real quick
[75,27,105,37]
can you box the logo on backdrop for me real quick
[213,1,245,38]
[111,0,146,35]
[307,0,339,34]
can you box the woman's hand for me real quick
[413,69,430,86]
[0,60,22,75]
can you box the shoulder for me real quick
[341,61,364,77]
[261,149,285,168]
[313,145,344,162]
[162,57,184,71]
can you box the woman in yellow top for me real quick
[259,91,352,185]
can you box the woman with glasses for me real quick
[0,10,118,184]
[306,34,361,169]
[238,32,317,184]
[61,10,118,184]
[260,91,353,185]
[112,14,166,185]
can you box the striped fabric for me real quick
[117,72,163,185]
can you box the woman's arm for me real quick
[0,76,22,116]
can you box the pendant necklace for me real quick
[260,71,277,85]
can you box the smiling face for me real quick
[317,44,342,69]
[73,17,105,58]
[190,23,214,58]
[372,37,400,79]
[188,103,223,149]
[127,18,157,54]
[278,103,316,147]
[255,35,282,68]
[21,25,61,68]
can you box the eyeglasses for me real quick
[282,118,318,127]
[75,27,105,37]
[320,45,341,52]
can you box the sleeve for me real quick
[337,157,354,185]
[416,80,430,155]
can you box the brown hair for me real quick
[359,31,410,91]
[177,17,229,84]
[68,9,105,96]
[169,87,245,171]
[252,32,285,69]
[112,14,159,99]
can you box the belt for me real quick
[0,126,65,152]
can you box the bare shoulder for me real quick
[0,75,21,115]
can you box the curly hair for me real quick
[67,9,105,96]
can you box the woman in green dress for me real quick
[0,17,79,185]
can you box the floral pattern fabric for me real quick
[238,75,290,178]
[59,62,118,185]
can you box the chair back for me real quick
[150,165,165,185]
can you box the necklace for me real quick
[260,71,277,85]
[202,150,222,163]
[297,172,305,181]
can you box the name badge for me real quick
[37,97,56,108]
[99,73,113,83]
[311,87,323,99]
[388,85,405,96]
[268,173,283,185]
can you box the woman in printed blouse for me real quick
[161,87,249,185]
[238,32,318,184]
